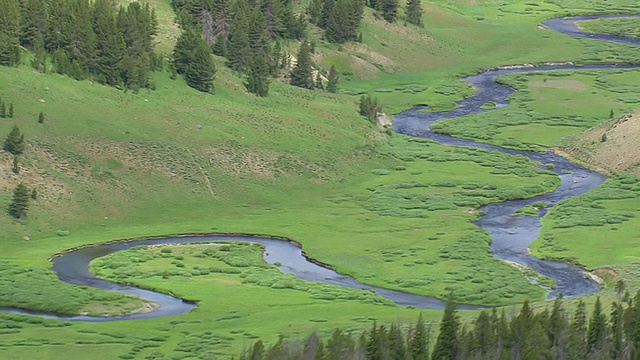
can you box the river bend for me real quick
[6,14,640,321]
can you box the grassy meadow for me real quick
[1,0,640,358]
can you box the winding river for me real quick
[6,15,640,321]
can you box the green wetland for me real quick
[1,0,640,358]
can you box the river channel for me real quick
[6,15,640,321]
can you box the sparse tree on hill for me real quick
[0,102,6,118]
[38,112,45,123]
[8,103,14,118]
[12,156,20,174]
[290,41,314,89]
[327,65,339,93]
[4,124,25,155]
[406,0,423,27]
[9,183,30,220]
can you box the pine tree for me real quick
[587,297,608,353]
[406,0,423,27]
[327,65,339,93]
[38,112,45,123]
[244,8,270,96]
[523,318,552,360]
[568,300,588,360]
[185,34,216,92]
[226,0,251,72]
[610,301,624,359]
[380,0,398,22]
[93,0,126,86]
[9,183,30,220]
[549,295,569,359]
[409,313,429,360]
[20,0,49,49]
[0,101,6,118]
[432,296,459,360]
[4,125,26,155]
[8,103,14,118]
[12,156,19,174]
[0,0,21,66]
[290,41,315,89]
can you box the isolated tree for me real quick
[4,125,26,155]
[8,103,14,118]
[0,102,6,118]
[290,41,314,89]
[38,112,45,123]
[9,183,30,220]
[406,0,423,27]
[327,65,339,93]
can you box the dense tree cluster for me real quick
[239,288,640,360]
[0,0,159,90]
[308,0,365,43]
[171,0,305,95]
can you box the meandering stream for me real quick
[6,15,640,321]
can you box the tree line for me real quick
[0,0,159,91]
[238,288,640,360]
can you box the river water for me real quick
[5,15,640,321]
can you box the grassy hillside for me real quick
[1,0,640,358]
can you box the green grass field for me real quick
[1,0,640,358]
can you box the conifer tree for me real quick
[20,0,48,49]
[610,301,624,359]
[245,8,270,96]
[38,112,45,124]
[12,156,20,174]
[8,103,14,118]
[185,33,216,93]
[432,296,459,360]
[0,0,21,66]
[0,102,6,118]
[406,0,423,27]
[550,294,569,359]
[568,300,588,359]
[409,313,429,360]
[93,0,126,86]
[9,183,30,220]
[4,125,26,155]
[226,0,251,72]
[587,297,608,353]
[290,41,315,89]
[379,0,398,22]
[327,65,339,93]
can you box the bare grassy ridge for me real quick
[563,112,640,176]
